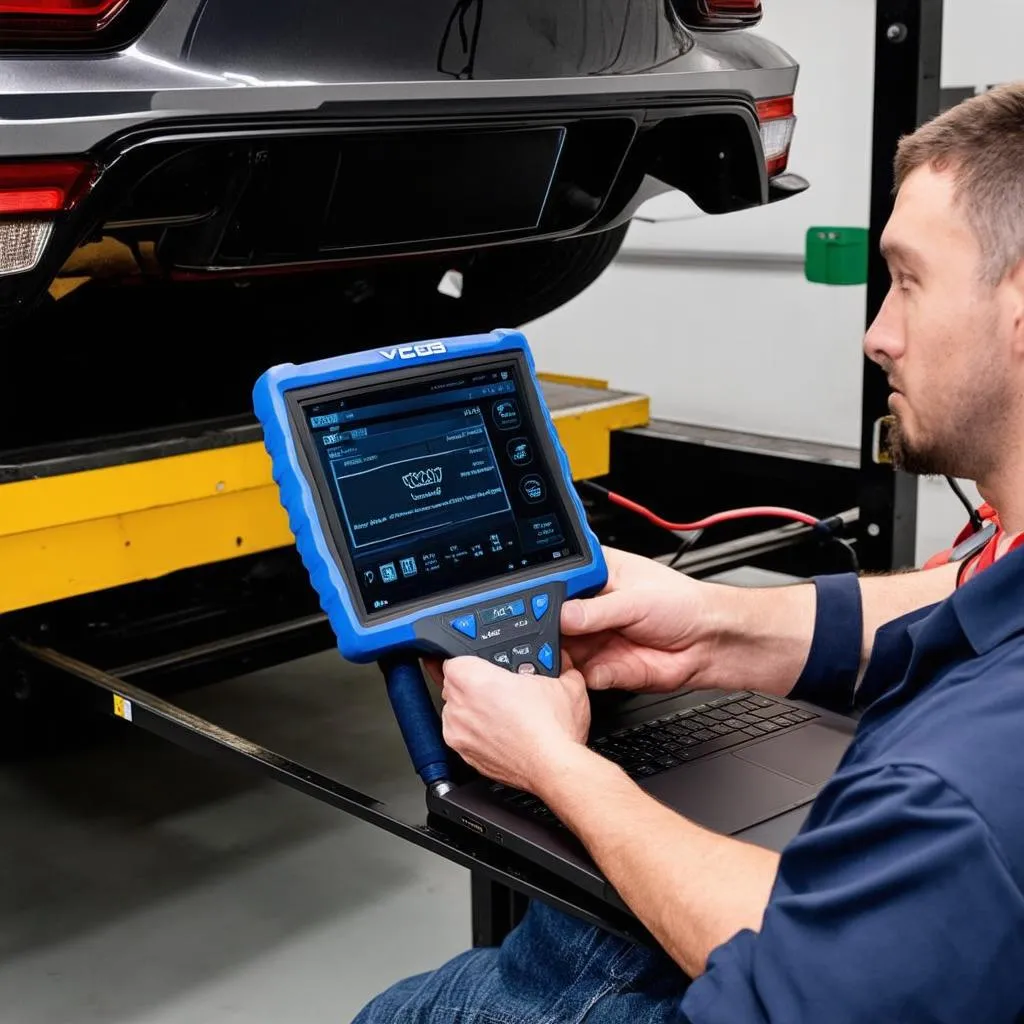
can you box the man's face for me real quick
[864,165,1013,481]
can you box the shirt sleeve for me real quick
[787,572,862,711]
[679,763,1024,1024]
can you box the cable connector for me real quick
[812,514,847,537]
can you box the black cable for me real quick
[577,480,610,498]
[833,537,860,573]
[580,480,858,572]
[668,530,704,569]
[945,476,983,532]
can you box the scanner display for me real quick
[299,360,582,617]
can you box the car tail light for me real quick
[0,0,129,36]
[0,222,54,277]
[0,160,96,276]
[757,96,796,178]
[671,0,763,30]
[0,160,94,214]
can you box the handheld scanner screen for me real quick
[253,331,607,673]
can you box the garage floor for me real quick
[1,568,793,1024]
[0,653,471,1024]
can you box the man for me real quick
[355,83,1024,1022]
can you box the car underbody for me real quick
[0,0,803,455]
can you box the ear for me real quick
[1004,257,1024,356]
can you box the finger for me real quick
[560,648,576,674]
[561,591,641,637]
[573,641,651,690]
[581,662,619,691]
[443,655,508,687]
[562,631,611,666]
[560,665,588,693]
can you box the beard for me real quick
[888,414,967,476]
[888,384,1008,481]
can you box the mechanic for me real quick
[354,83,1024,1023]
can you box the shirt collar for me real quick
[950,544,1024,655]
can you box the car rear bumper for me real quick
[0,13,798,158]
[0,7,800,319]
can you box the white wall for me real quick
[528,262,868,448]
[943,0,1024,86]
[528,0,876,448]
[525,0,1020,567]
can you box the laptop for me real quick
[429,684,855,902]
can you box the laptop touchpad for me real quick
[734,724,849,786]
[644,756,814,837]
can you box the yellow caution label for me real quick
[112,694,133,722]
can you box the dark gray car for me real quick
[0,0,802,448]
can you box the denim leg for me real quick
[351,901,689,1024]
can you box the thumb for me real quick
[561,590,642,636]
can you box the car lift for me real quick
[2,0,940,949]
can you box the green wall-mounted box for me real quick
[805,227,869,286]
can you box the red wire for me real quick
[605,490,821,532]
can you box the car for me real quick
[0,0,803,453]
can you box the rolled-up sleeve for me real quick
[679,763,1024,1024]
[788,572,862,711]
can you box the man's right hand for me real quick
[564,546,962,701]
[561,547,818,698]
[560,548,716,694]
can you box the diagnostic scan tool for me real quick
[253,330,607,788]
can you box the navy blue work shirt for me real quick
[681,547,1024,1023]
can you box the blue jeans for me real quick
[352,900,689,1023]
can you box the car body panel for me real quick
[0,0,802,334]
[0,0,796,157]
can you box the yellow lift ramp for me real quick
[0,375,649,617]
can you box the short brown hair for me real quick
[895,82,1024,284]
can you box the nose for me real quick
[864,286,904,368]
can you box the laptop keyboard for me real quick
[591,692,818,776]
[488,692,818,828]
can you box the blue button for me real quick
[450,614,477,640]
[538,643,555,672]
[531,594,550,621]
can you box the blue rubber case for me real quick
[252,329,608,665]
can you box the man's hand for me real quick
[431,650,780,979]
[436,656,590,793]
[561,547,718,694]
[560,546,830,699]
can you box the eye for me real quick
[894,271,914,294]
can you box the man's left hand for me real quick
[428,656,591,793]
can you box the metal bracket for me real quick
[858,0,944,571]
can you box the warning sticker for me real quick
[113,694,133,722]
